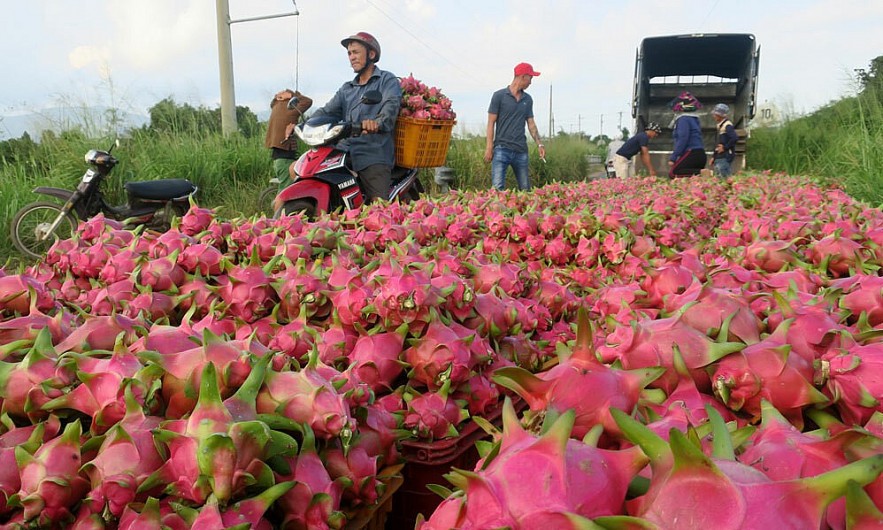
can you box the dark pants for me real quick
[359,164,392,203]
[669,149,707,178]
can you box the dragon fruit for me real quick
[141,363,275,505]
[42,341,147,434]
[403,380,470,440]
[712,319,829,427]
[598,307,744,394]
[173,481,294,530]
[256,350,356,442]
[612,407,883,529]
[0,328,74,421]
[345,324,407,392]
[0,418,59,515]
[275,426,347,530]
[816,341,883,426]
[8,421,89,527]
[494,310,664,440]
[737,400,863,530]
[403,318,480,390]
[418,398,648,528]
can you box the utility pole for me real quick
[215,0,300,136]
[600,114,604,137]
[216,0,237,136]
[578,114,581,134]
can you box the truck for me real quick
[631,33,761,176]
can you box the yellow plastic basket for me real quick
[394,116,455,168]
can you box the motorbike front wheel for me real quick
[11,202,78,260]
[258,186,278,216]
[275,199,317,220]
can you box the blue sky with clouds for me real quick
[2,0,882,139]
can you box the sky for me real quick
[2,0,882,139]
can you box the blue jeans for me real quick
[491,147,530,190]
[713,158,733,178]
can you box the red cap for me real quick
[514,62,541,77]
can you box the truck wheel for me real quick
[11,202,77,260]
[276,199,317,220]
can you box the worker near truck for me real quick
[613,122,662,178]
[484,62,546,191]
[667,91,707,178]
[710,103,739,178]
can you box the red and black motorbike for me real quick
[273,90,422,218]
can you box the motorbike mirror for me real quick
[361,90,382,105]
[286,96,300,110]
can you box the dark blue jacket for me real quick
[670,114,704,161]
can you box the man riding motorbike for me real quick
[308,32,400,203]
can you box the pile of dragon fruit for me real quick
[2,173,883,528]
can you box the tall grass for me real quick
[747,85,883,206]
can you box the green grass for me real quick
[746,85,883,206]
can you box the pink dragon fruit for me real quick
[214,260,279,322]
[403,380,470,440]
[418,398,649,528]
[141,363,274,505]
[712,319,828,428]
[737,400,863,530]
[816,341,883,426]
[402,319,479,390]
[324,443,383,506]
[174,481,294,530]
[8,421,89,527]
[598,308,744,394]
[0,417,59,515]
[368,261,442,333]
[42,343,147,434]
[494,310,664,441]
[345,324,407,392]
[612,407,883,529]
[0,328,74,421]
[275,427,347,530]
[256,350,356,442]
[0,273,56,315]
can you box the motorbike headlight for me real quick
[84,149,99,163]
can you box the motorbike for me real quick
[273,90,422,218]
[10,141,198,260]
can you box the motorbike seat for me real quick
[126,179,196,200]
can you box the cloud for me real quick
[68,45,110,70]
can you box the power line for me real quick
[363,0,482,84]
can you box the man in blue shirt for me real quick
[484,62,546,191]
[310,32,401,202]
[613,122,662,178]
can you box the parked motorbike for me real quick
[11,141,197,260]
[273,90,422,218]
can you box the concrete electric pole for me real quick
[215,0,300,136]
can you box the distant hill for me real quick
[0,106,149,141]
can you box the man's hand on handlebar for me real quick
[360,119,380,134]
